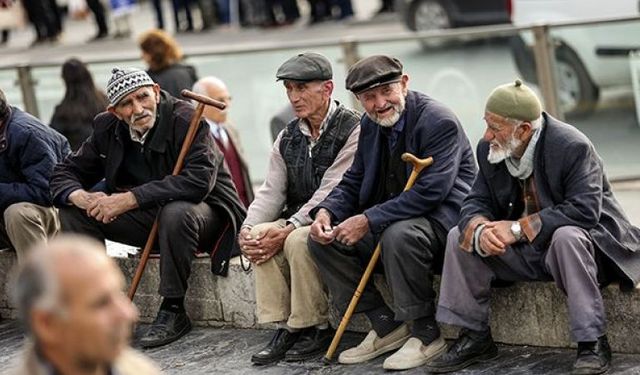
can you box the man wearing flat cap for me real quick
[50,67,246,348]
[238,52,360,364]
[427,80,640,374]
[308,55,476,370]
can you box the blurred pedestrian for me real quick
[139,29,198,97]
[264,0,299,27]
[22,0,59,45]
[109,0,134,38]
[377,0,394,14]
[0,0,28,45]
[8,235,161,375]
[86,0,109,40]
[193,76,254,208]
[172,0,194,32]
[50,58,109,151]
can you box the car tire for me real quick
[555,44,600,117]
[408,0,452,32]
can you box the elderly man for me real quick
[192,76,254,208]
[9,235,159,375]
[308,55,476,370]
[0,89,69,262]
[427,80,640,374]
[239,52,360,365]
[50,68,246,348]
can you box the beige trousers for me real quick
[252,219,329,328]
[2,202,59,262]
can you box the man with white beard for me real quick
[308,55,476,370]
[427,80,640,374]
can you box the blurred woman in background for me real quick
[49,58,108,150]
[139,29,198,97]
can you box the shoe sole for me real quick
[426,347,499,373]
[251,353,285,366]
[571,364,610,375]
[284,347,326,362]
[338,335,411,364]
[140,321,192,349]
[383,338,448,370]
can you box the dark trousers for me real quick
[172,0,194,31]
[59,201,225,298]
[152,0,165,28]
[309,217,446,321]
[0,217,11,250]
[22,0,59,39]
[86,0,109,34]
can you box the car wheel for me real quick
[408,0,452,31]
[555,45,600,117]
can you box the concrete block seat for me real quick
[1,248,639,353]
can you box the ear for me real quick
[517,121,533,139]
[323,80,334,97]
[31,310,61,345]
[400,74,409,96]
[107,106,123,121]
[153,84,161,103]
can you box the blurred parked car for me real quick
[396,0,511,32]
[510,0,640,116]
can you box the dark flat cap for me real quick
[346,55,403,94]
[276,52,333,82]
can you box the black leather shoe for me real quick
[251,329,301,365]
[426,328,498,373]
[284,326,335,362]
[139,310,192,348]
[572,335,612,375]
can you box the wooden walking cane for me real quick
[127,89,226,300]
[323,152,434,362]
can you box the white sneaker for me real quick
[338,324,411,364]
[383,336,447,370]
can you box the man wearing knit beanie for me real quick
[428,79,640,374]
[51,67,246,349]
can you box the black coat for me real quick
[0,106,70,213]
[50,91,246,276]
[459,113,640,286]
[314,90,477,234]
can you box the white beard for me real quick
[369,95,406,128]
[487,135,522,164]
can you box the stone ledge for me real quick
[1,250,639,353]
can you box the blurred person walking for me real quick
[8,235,161,375]
[86,0,109,40]
[139,29,198,97]
[22,0,59,45]
[49,58,109,151]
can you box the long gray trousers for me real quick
[309,217,446,321]
[436,225,606,342]
[59,201,224,298]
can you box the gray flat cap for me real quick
[276,52,333,82]
[346,55,403,94]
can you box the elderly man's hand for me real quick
[333,214,369,247]
[241,225,295,265]
[68,190,108,210]
[309,209,335,245]
[479,221,517,256]
[238,227,261,263]
[87,192,138,224]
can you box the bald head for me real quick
[192,76,231,124]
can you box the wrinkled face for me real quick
[483,112,523,164]
[109,85,160,134]
[357,76,408,128]
[283,80,331,120]
[202,84,231,124]
[45,257,139,368]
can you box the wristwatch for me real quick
[510,221,523,241]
